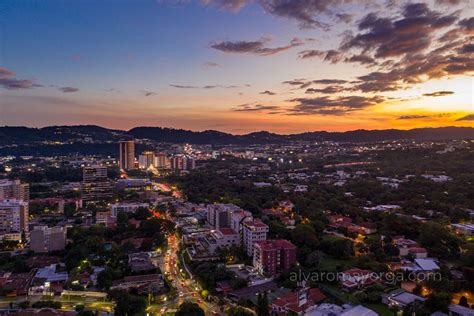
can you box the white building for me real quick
[0,179,29,201]
[242,219,269,256]
[206,204,241,229]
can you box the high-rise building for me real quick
[242,219,269,256]
[253,239,297,277]
[0,199,29,237]
[170,154,195,171]
[154,153,170,169]
[81,165,113,202]
[207,204,241,229]
[30,226,67,253]
[0,179,29,202]
[119,140,135,170]
[138,151,155,169]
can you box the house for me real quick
[340,305,378,316]
[382,289,425,309]
[448,303,474,316]
[339,268,378,290]
[271,286,326,316]
[407,247,428,259]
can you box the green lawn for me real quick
[322,234,346,243]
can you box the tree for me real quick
[424,292,451,313]
[176,301,205,316]
[459,295,469,307]
[256,292,269,316]
[111,290,146,316]
[418,222,461,258]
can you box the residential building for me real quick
[0,179,29,201]
[253,239,297,277]
[154,153,170,169]
[243,219,269,256]
[119,140,135,170]
[110,202,149,217]
[271,285,326,316]
[138,151,155,169]
[339,268,379,290]
[170,154,195,170]
[81,165,113,202]
[30,226,67,253]
[230,209,253,234]
[207,204,241,229]
[96,211,117,228]
[0,199,29,239]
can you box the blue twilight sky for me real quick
[0,0,473,133]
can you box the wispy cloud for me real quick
[422,91,454,97]
[211,37,303,56]
[232,103,280,112]
[140,90,158,96]
[260,90,276,95]
[0,67,42,90]
[59,86,79,93]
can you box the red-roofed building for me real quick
[339,268,379,290]
[272,286,326,316]
[253,239,297,277]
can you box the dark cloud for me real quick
[298,50,325,59]
[282,79,312,89]
[170,84,250,89]
[335,13,354,23]
[258,0,353,29]
[345,54,377,65]
[59,87,79,93]
[422,90,454,97]
[288,95,385,115]
[211,37,303,56]
[312,79,348,85]
[456,114,474,121]
[459,43,474,54]
[283,78,349,90]
[260,90,277,95]
[0,67,40,90]
[298,49,343,63]
[232,103,280,112]
[305,86,346,94]
[397,115,430,120]
[342,3,458,58]
[140,90,157,96]
[458,17,474,34]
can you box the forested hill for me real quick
[1,125,473,146]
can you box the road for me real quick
[150,233,222,315]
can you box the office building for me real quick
[0,179,29,202]
[81,165,113,202]
[243,219,269,256]
[253,239,297,277]
[119,140,135,170]
[30,226,67,253]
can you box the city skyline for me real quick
[0,0,473,134]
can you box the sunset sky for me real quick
[0,0,473,134]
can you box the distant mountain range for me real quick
[1,125,474,146]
